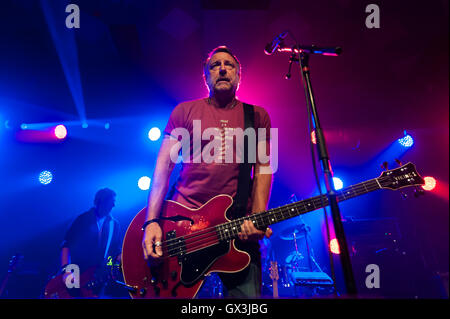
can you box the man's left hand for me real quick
[238,220,272,242]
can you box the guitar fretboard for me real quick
[215,178,382,241]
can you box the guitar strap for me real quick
[103,219,114,260]
[231,102,255,219]
[165,102,256,215]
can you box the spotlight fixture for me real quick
[398,131,414,148]
[39,170,53,185]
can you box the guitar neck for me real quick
[272,280,278,298]
[217,177,382,240]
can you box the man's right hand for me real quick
[142,222,164,261]
[142,135,179,262]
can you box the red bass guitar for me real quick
[121,162,424,298]
[43,257,124,299]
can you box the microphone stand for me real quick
[283,45,357,297]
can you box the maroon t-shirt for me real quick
[164,98,271,209]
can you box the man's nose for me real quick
[219,63,227,75]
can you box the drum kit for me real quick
[261,221,334,298]
[262,224,308,292]
[199,222,317,298]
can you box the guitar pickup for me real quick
[166,230,187,259]
[166,230,177,239]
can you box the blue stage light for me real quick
[39,170,53,185]
[398,132,414,147]
[333,177,344,190]
[138,176,151,190]
[148,127,161,141]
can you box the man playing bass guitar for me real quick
[141,46,274,298]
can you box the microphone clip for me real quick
[285,51,300,80]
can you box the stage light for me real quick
[333,177,343,190]
[148,127,161,141]
[82,122,88,128]
[422,176,436,191]
[138,176,151,190]
[398,131,414,148]
[105,122,110,130]
[330,238,340,254]
[39,170,53,185]
[311,130,316,144]
[54,125,67,139]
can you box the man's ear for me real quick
[202,72,212,93]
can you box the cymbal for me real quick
[285,251,304,263]
[279,225,307,241]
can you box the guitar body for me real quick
[0,254,23,297]
[121,163,424,299]
[121,194,251,299]
[43,266,99,299]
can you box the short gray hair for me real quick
[203,46,241,78]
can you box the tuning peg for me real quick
[395,159,425,198]
[381,162,389,170]
[388,159,409,199]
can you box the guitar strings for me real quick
[162,177,389,256]
[163,166,417,253]
[160,177,390,257]
[163,180,386,257]
[163,192,377,258]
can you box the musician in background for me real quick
[260,236,276,297]
[142,46,274,298]
[60,188,122,296]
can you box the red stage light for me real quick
[54,125,67,139]
[330,238,340,254]
[311,130,316,144]
[422,176,436,191]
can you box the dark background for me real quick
[0,0,448,298]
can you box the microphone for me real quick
[287,45,342,56]
[264,31,289,55]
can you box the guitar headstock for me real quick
[269,261,279,281]
[377,162,425,190]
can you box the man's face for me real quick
[97,196,115,217]
[205,52,240,95]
